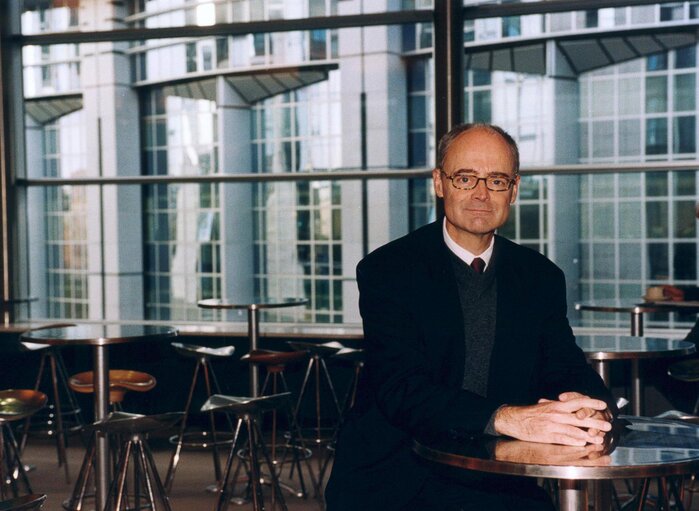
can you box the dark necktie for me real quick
[471,257,485,274]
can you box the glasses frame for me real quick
[439,169,517,192]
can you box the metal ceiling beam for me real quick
[12,10,432,45]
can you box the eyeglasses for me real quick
[440,170,516,192]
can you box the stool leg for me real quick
[252,416,288,511]
[320,358,343,417]
[165,361,201,492]
[215,417,244,511]
[0,425,7,500]
[66,434,96,510]
[108,439,132,511]
[202,358,223,485]
[55,349,86,432]
[294,358,315,420]
[4,424,32,496]
[246,415,264,511]
[19,352,47,455]
[141,438,173,511]
[49,350,70,483]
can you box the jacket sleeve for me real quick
[357,258,503,438]
[535,265,618,415]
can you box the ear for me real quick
[432,168,444,199]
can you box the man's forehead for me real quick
[443,129,515,169]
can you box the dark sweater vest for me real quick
[448,252,497,397]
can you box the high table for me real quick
[414,416,699,511]
[198,298,308,396]
[20,324,177,511]
[576,335,695,416]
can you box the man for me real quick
[325,123,615,510]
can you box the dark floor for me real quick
[19,434,328,511]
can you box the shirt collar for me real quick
[442,217,494,270]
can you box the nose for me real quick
[470,178,490,200]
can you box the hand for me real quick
[661,285,685,301]
[494,439,611,466]
[494,395,612,446]
[556,392,612,440]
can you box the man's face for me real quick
[432,128,519,249]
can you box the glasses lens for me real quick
[486,177,511,191]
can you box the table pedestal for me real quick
[559,480,587,511]
[94,346,110,511]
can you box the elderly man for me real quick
[324,123,615,510]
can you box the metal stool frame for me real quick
[164,344,235,492]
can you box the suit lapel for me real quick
[489,237,527,401]
[415,223,465,387]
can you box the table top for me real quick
[576,299,699,314]
[576,335,696,361]
[414,416,699,480]
[20,324,178,346]
[198,297,308,311]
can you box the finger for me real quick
[559,392,585,402]
[555,397,609,413]
[538,398,552,404]
[547,411,613,432]
[549,423,607,446]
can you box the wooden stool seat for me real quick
[68,370,156,404]
[242,350,307,373]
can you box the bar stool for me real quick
[668,358,699,414]
[66,412,181,511]
[0,390,47,500]
[287,341,345,492]
[241,350,313,497]
[18,324,82,484]
[318,346,365,486]
[164,342,236,492]
[0,493,46,510]
[202,393,292,511]
[68,370,156,410]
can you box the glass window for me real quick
[646,201,669,237]
[675,201,697,238]
[646,76,668,113]
[675,243,697,279]
[648,243,670,280]
[592,121,614,158]
[619,202,642,238]
[674,116,696,154]
[619,243,642,279]
[646,118,668,155]
[619,120,641,157]
[676,46,697,68]
[674,74,696,111]
[619,78,641,116]
[647,53,669,71]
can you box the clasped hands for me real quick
[493,391,613,447]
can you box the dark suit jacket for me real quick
[325,221,614,510]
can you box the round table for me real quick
[20,324,177,511]
[413,416,699,511]
[576,335,696,415]
[198,298,308,396]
